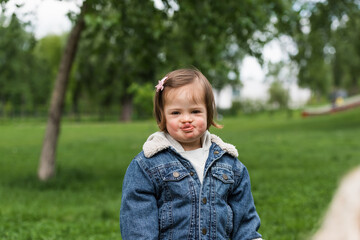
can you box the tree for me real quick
[268,81,290,110]
[0,12,36,116]
[288,0,360,97]
[331,9,360,95]
[33,34,65,79]
[74,0,295,121]
[32,0,298,180]
[31,34,66,115]
[75,0,165,121]
[163,0,292,90]
[265,61,292,110]
[38,1,87,181]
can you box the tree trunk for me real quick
[119,1,132,122]
[349,74,359,96]
[120,94,133,122]
[38,2,87,181]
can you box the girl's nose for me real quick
[181,114,193,123]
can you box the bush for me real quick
[128,83,155,120]
[239,99,267,114]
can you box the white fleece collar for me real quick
[143,131,238,158]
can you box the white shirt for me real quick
[165,131,211,184]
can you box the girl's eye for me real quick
[171,111,180,115]
[192,110,201,114]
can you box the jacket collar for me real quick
[143,131,238,158]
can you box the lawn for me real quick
[0,108,359,239]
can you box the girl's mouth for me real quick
[181,123,194,132]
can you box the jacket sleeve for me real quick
[120,157,159,240]
[229,163,262,240]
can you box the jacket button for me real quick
[202,228,207,235]
[190,172,194,176]
[214,150,219,154]
[202,197,207,204]
[173,171,180,178]
[222,174,228,180]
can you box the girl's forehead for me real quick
[164,82,205,105]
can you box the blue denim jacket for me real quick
[120,133,262,240]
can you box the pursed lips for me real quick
[180,123,194,132]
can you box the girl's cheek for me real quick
[197,116,207,125]
[167,120,178,129]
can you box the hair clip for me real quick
[155,76,168,92]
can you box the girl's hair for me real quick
[154,68,222,132]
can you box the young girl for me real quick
[120,68,262,240]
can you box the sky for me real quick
[4,0,311,106]
[4,0,82,38]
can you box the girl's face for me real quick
[163,82,207,151]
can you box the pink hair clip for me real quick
[155,76,168,92]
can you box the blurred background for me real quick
[4,0,360,121]
[1,0,360,239]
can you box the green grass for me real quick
[1,108,360,239]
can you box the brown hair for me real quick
[154,68,222,132]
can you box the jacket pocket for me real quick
[211,166,235,198]
[163,168,189,182]
[161,166,191,200]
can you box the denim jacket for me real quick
[120,132,262,240]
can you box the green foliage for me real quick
[290,0,360,96]
[33,34,66,79]
[0,0,300,120]
[32,34,66,112]
[239,99,267,114]
[1,108,360,239]
[0,13,36,115]
[218,100,243,116]
[128,82,154,119]
[74,0,164,120]
[10,0,360,119]
[268,81,290,109]
[0,11,66,117]
[162,0,291,90]
[62,0,296,120]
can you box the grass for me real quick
[1,108,360,239]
